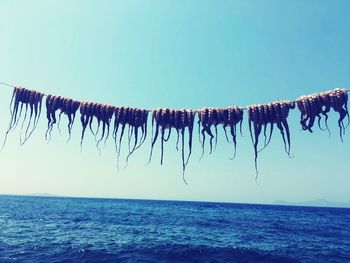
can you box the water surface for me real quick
[0,195,349,262]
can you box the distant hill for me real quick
[274,199,350,208]
[27,193,61,197]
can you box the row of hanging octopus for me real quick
[1,87,348,182]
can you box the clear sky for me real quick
[0,0,349,204]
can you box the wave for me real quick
[0,244,301,263]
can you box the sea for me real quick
[0,195,349,263]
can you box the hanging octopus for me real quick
[148,108,195,183]
[248,101,295,179]
[93,104,115,153]
[197,106,244,159]
[297,88,349,140]
[79,101,93,149]
[2,87,44,149]
[45,95,80,141]
[112,107,149,169]
[79,102,114,153]
[124,108,149,165]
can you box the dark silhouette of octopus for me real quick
[197,107,244,159]
[45,95,80,142]
[297,88,349,141]
[79,102,116,155]
[148,108,195,183]
[2,87,44,149]
[247,101,295,179]
[112,107,149,169]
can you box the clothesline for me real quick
[1,80,348,113]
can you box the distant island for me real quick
[27,193,61,197]
[1,194,349,208]
[274,199,350,208]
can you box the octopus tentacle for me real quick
[197,110,202,144]
[279,102,293,157]
[248,105,261,179]
[186,110,195,165]
[56,97,64,134]
[112,107,122,146]
[140,110,149,146]
[88,103,97,136]
[2,88,44,149]
[181,127,188,184]
[312,95,326,131]
[175,110,182,151]
[13,89,27,130]
[297,96,309,132]
[31,91,43,132]
[274,102,289,156]
[257,103,274,153]
[123,108,137,167]
[9,87,16,116]
[305,98,316,132]
[95,104,107,155]
[48,96,61,140]
[331,91,347,141]
[160,126,165,165]
[254,106,262,178]
[133,109,148,151]
[230,107,244,158]
[148,109,161,164]
[68,100,81,142]
[45,95,54,140]
[116,107,129,167]
[248,106,254,148]
[19,91,30,144]
[159,109,171,165]
[212,109,219,151]
[80,101,93,150]
[207,109,215,154]
[228,122,237,160]
[319,92,331,136]
[103,105,114,146]
[262,104,271,147]
[221,109,231,143]
[65,99,74,140]
[112,107,122,170]
[258,104,273,152]
[21,91,36,144]
[12,88,24,129]
[199,108,209,160]
[162,109,172,142]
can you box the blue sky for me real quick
[0,0,349,204]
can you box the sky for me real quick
[0,0,349,204]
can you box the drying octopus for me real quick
[197,107,244,159]
[148,108,195,183]
[45,95,80,142]
[297,88,349,141]
[79,102,115,154]
[247,101,295,178]
[2,87,44,149]
[112,107,149,169]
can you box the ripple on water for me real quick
[0,196,349,263]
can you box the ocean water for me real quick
[0,196,349,263]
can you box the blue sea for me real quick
[0,196,349,263]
